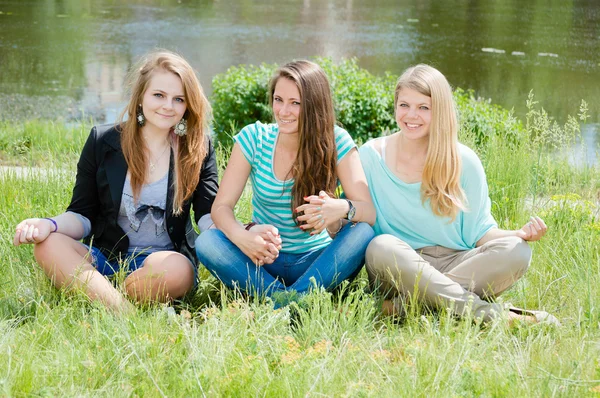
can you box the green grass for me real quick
[0,120,88,166]
[0,114,599,396]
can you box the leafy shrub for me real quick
[211,58,397,145]
[211,58,526,148]
[211,63,276,144]
[316,57,397,143]
[454,88,525,148]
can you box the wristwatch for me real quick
[344,199,356,222]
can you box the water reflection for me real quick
[0,0,598,162]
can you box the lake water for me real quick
[0,0,598,163]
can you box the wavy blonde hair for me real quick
[268,60,338,223]
[119,50,211,214]
[395,64,466,220]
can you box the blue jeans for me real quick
[195,222,374,296]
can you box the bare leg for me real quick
[33,234,132,313]
[124,251,194,303]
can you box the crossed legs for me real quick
[33,233,194,311]
[366,234,531,321]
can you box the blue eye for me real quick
[154,93,163,98]
[399,103,408,107]
[175,97,185,103]
[420,106,430,110]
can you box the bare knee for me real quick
[125,252,194,302]
[33,233,84,271]
[33,233,60,264]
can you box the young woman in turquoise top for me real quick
[196,60,375,301]
[360,64,558,324]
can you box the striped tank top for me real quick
[234,121,356,253]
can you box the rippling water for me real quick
[0,0,598,162]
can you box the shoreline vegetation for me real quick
[1,59,599,396]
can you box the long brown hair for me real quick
[119,50,211,214]
[269,61,338,223]
[394,64,466,221]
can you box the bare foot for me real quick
[381,299,396,316]
[507,310,537,327]
[381,299,405,317]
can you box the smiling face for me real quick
[141,69,187,134]
[395,87,432,142]
[272,77,301,135]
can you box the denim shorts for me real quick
[83,245,150,277]
[83,245,198,288]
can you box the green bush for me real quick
[211,63,276,144]
[211,58,526,148]
[454,88,525,148]
[317,57,397,143]
[211,58,397,145]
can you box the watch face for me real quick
[348,207,356,221]
[347,200,356,221]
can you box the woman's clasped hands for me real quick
[237,224,282,266]
[295,191,346,236]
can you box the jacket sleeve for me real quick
[66,126,100,227]
[193,136,219,223]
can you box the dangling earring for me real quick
[136,104,145,126]
[174,118,187,136]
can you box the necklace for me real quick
[149,142,170,173]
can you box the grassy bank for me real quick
[1,103,599,396]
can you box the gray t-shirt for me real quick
[118,172,174,253]
[70,170,214,249]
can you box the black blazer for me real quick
[66,124,219,263]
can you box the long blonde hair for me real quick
[268,60,338,223]
[395,64,466,220]
[120,50,211,214]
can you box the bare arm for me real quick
[211,143,280,264]
[335,148,376,225]
[296,148,376,235]
[211,144,252,242]
[476,216,548,247]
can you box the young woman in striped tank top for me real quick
[196,60,375,304]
